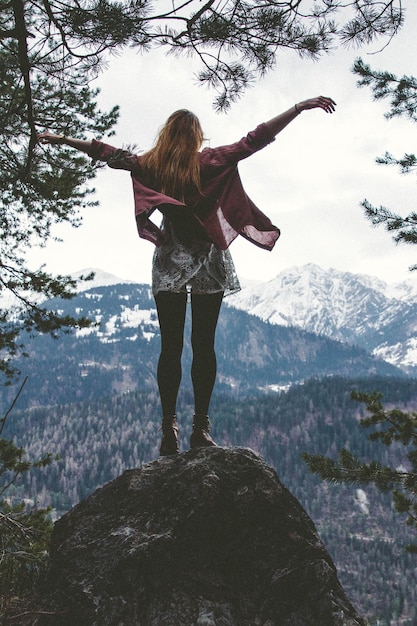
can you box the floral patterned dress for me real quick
[152,215,240,297]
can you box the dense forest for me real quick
[4,375,417,625]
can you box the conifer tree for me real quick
[1,2,119,381]
[353,57,417,267]
[303,55,417,546]
[0,379,57,620]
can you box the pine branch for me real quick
[353,56,417,121]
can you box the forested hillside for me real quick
[4,376,417,625]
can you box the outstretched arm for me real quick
[37,132,92,154]
[265,96,336,137]
[38,133,141,172]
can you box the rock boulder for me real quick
[39,447,366,625]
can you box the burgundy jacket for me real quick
[89,123,280,251]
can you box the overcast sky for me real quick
[30,1,417,287]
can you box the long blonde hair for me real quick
[140,109,204,201]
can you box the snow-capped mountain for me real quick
[226,263,417,373]
[66,265,417,374]
[72,268,135,291]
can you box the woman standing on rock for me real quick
[38,96,336,456]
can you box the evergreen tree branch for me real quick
[340,0,403,46]
[361,199,417,250]
[304,388,417,549]
[353,56,417,121]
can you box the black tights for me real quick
[154,290,224,417]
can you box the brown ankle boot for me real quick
[190,415,217,449]
[159,415,179,456]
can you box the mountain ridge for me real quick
[226,262,417,373]
[0,276,402,412]
[1,263,413,412]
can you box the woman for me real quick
[38,96,336,456]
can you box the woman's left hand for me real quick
[297,97,337,114]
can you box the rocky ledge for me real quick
[38,447,366,625]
